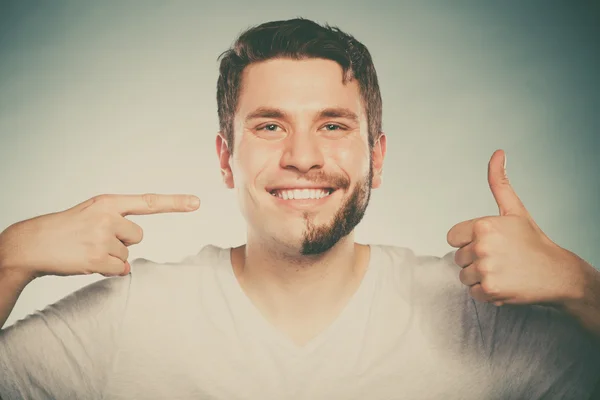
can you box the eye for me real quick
[254,123,286,140]
[320,123,348,139]
[257,124,281,132]
[323,124,342,131]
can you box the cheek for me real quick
[232,140,276,192]
[324,140,371,176]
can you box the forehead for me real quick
[236,58,364,119]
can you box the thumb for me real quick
[487,149,528,216]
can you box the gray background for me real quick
[0,1,598,327]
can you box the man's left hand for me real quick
[446,149,588,307]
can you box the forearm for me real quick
[0,268,35,329]
[561,260,600,345]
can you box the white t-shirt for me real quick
[1,244,599,399]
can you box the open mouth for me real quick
[268,188,335,200]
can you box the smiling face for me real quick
[217,57,386,256]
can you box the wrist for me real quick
[560,258,600,313]
[0,266,37,287]
[0,223,38,284]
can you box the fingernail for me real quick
[503,152,507,171]
[188,196,200,209]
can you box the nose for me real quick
[280,131,325,173]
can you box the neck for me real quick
[230,233,370,325]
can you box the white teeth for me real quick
[271,188,332,200]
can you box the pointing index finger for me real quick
[111,194,200,216]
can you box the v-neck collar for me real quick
[217,245,380,357]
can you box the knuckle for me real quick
[480,280,497,296]
[142,193,159,211]
[473,219,491,235]
[91,194,111,206]
[472,241,489,257]
[88,195,114,214]
[89,195,102,205]
[475,259,491,274]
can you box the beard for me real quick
[300,161,373,255]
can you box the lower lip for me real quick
[269,191,338,209]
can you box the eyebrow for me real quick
[244,107,359,123]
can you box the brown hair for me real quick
[216,18,383,154]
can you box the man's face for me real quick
[217,58,385,255]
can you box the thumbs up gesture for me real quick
[446,150,589,307]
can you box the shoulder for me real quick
[18,273,132,330]
[0,274,133,349]
[372,244,463,297]
[373,244,458,273]
[124,244,230,305]
[128,244,227,282]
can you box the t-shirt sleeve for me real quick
[473,297,600,399]
[0,274,131,400]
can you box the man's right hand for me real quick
[0,194,200,280]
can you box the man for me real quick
[0,18,599,399]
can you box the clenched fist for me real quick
[0,193,200,279]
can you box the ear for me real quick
[371,133,387,189]
[216,133,234,189]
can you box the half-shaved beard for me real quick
[300,161,373,255]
